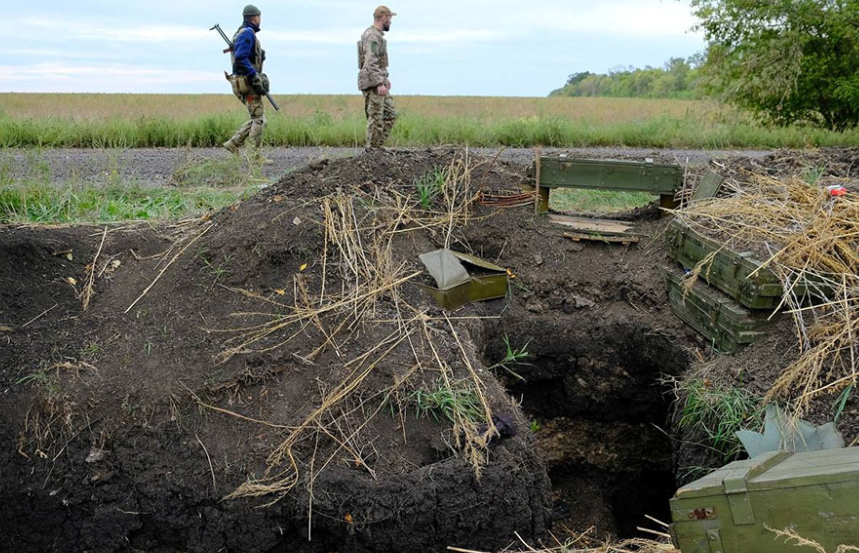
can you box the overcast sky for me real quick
[2,0,705,96]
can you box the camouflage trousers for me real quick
[227,93,266,150]
[363,89,396,149]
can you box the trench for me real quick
[482,311,689,538]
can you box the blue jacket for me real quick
[232,21,260,78]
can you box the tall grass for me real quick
[0,181,253,224]
[3,93,859,149]
[0,153,262,224]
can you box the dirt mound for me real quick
[711,147,859,187]
[1,149,561,553]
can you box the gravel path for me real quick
[2,146,774,187]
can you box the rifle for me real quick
[210,23,280,111]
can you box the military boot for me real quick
[222,139,240,155]
[251,151,274,165]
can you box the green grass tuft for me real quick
[414,168,445,210]
[675,377,764,469]
[408,379,484,425]
[488,334,531,382]
[0,180,254,224]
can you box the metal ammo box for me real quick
[670,448,859,553]
[665,219,787,310]
[664,267,774,353]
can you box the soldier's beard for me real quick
[383,23,391,31]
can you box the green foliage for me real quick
[529,419,541,433]
[691,0,859,130]
[408,379,484,425]
[550,189,654,214]
[199,252,233,288]
[0,180,252,224]
[832,384,855,422]
[550,56,704,99]
[0,153,264,224]
[4,110,859,149]
[414,168,445,210]
[676,377,764,466]
[169,155,264,188]
[15,369,61,396]
[488,334,531,382]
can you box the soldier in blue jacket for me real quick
[223,5,271,164]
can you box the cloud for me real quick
[525,2,701,38]
[0,48,121,60]
[1,63,214,84]
[12,18,506,47]
[12,17,211,42]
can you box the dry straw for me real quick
[674,174,859,417]
[448,527,678,553]
[212,152,498,506]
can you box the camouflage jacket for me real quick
[357,26,389,91]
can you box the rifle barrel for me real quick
[266,93,281,112]
[210,24,233,47]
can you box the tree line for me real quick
[551,0,859,131]
[550,56,704,100]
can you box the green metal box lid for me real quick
[675,448,859,500]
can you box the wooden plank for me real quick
[563,232,639,245]
[691,170,725,202]
[530,157,682,193]
[549,214,632,235]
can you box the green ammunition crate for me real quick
[664,268,773,353]
[665,219,786,310]
[527,157,682,193]
[526,157,683,213]
[670,448,859,553]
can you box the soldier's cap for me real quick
[374,5,397,18]
[243,4,261,17]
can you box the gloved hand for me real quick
[251,74,268,95]
[260,73,271,93]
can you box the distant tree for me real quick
[565,72,594,87]
[549,56,703,99]
[690,0,859,130]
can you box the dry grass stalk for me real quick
[674,174,859,416]
[217,152,495,505]
[447,532,678,553]
[125,222,214,314]
[81,225,108,311]
[766,526,859,552]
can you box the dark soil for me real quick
[2,147,857,553]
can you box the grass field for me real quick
[3,93,859,149]
[0,153,263,224]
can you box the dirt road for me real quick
[3,146,773,186]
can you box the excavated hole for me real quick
[482,311,688,538]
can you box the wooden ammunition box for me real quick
[665,219,787,310]
[526,157,683,213]
[664,267,774,353]
[670,448,859,553]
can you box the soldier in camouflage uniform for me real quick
[223,4,272,164]
[358,6,397,149]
